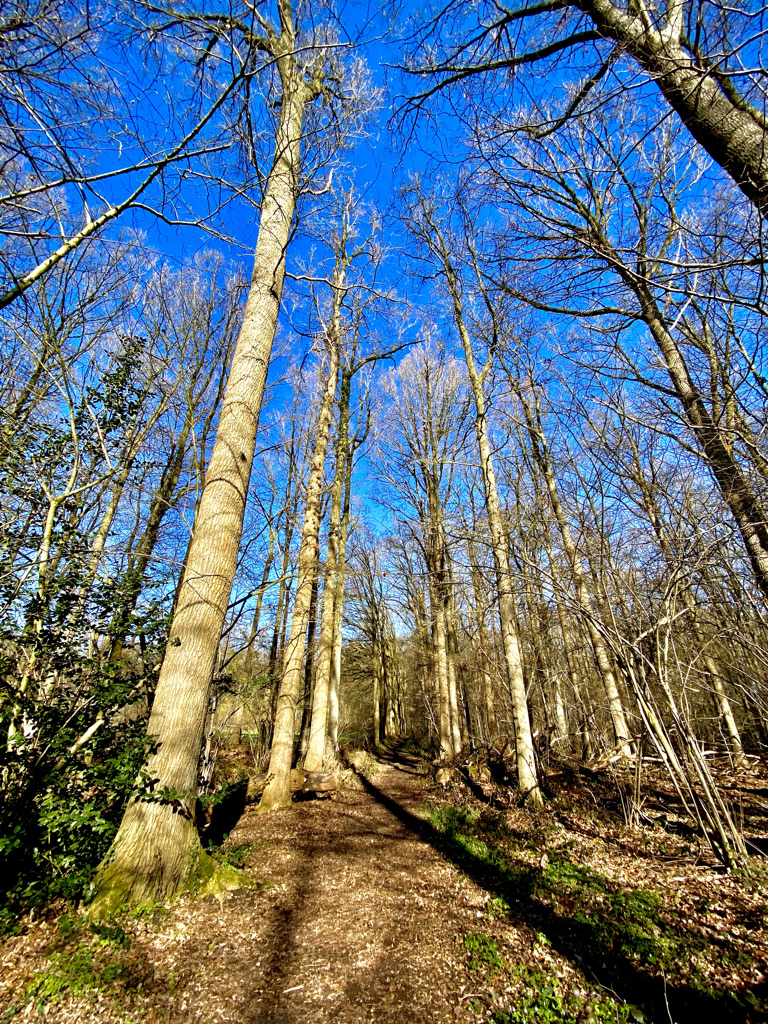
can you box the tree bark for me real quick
[577,0,768,217]
[625,274,768,600]
[259,338,340,811]
[517,383,632,750]
[91,18,314,911]
[304,370,350,771]
[427,223,541,803]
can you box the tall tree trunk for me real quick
[427,219,541,803]
[304,370,350,771]
[259,338,340,811]
[92,24,313,911]
[429,569,454,759]
[243,525,276,679]
[616,267,768,600]
[517,382,632,751]
[546,531,590,758]
[576,0,768,217]
[297,578,319,762]
[445,583,465,752]
[372,638,382,746]
[467,537,498,743]
[328,447,353,751]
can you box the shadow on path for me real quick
[352,764,768,1024]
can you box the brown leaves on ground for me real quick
[1,744,767,1024]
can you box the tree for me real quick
[508,366,633,753]
[407,193,543,804]
[0,0,248,308]
[403,0,768,217]
[259,298,341,811]
[91,0,368,911]
[378,341,470,759]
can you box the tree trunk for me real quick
[259,339,340,811]
[91,30,312,912]
[518,383,632,751]
[467,538,498,743]
[577,0,768,217]
[328,445,353,751]
[304,370,350,771]
[297,577,319,762]
[621,272,768,600]
[431,235,541,803]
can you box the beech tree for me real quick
[406,192,543,804]
[378,342,470,759]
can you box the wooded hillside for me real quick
[1,0,768,1020]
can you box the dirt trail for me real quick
[4,747,768,1023]
[142,750,501,1024]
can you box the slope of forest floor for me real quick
[2,743,768,1024]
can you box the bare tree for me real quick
[92,0,370,912]
[403,0,768,216]
[407,193,543,804]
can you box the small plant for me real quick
[463,932,506,974]
[486,895,512,918]
[19,915,151,1014]
[212,841,254,870]
[427,799,756,1003]
[493,966,636,1023]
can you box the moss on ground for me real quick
[14,914,153,1017]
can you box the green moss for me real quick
[25,947,98,1005]
[185,848,247,900]
[462,957,639,1023]
[21,916,152,1014]
[89,834,257,920]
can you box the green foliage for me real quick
[464,932,505,974]
[19,914,151,1014]
[0,572,169,933]
[733,857,768,893]
[491,984,636,1024]
[210,841,255,870]
[463,951,639,1023]
[429,799,757,1019]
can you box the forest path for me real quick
[162,746,501,1024]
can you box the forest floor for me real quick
[2,742,768,1024]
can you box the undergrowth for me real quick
[462,934,638,1023]
[428,802,765,1022]
[9,913,154,1017]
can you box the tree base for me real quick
[89,836,249,920]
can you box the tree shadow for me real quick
[200,780,248,848]
[351,768,768,1024]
